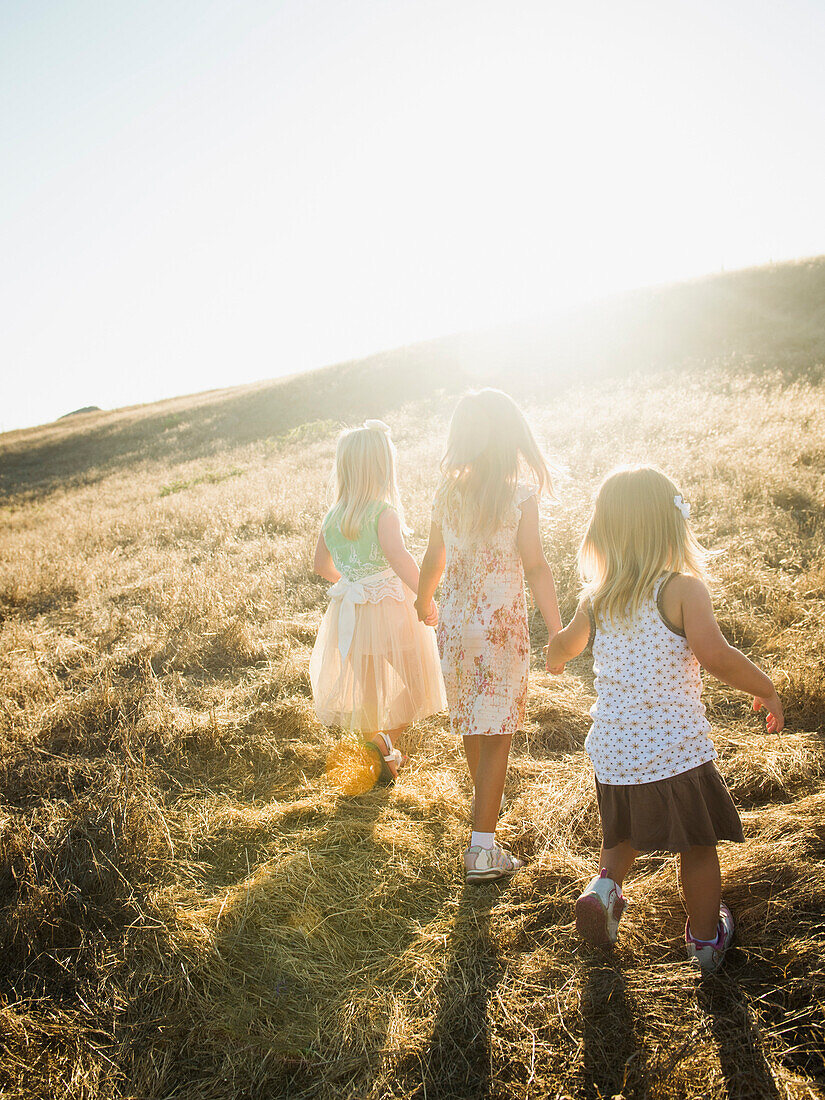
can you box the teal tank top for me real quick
[322,501,392,581]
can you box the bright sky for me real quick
[2,0,824,433]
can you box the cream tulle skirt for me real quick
[310,587,446,733]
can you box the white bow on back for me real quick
[328,576,367,659]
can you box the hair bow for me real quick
[674,494,691,519]
[364,419,390,433]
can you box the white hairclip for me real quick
[674,494,691,519]
[364,419,390,433]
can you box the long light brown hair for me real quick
[435,389,555,540]
[579,465,709,624]
[327,422,404,540]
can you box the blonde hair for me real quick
[579,465,709,625]
[435,389,555,541]
[328,422,404,540]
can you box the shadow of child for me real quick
[411,883,503,1100]
[579,955,647,1099]
[696,977,782,1100]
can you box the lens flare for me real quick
[324,739,380,796]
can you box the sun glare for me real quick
[1,0,823,432]
[324,739,381,796]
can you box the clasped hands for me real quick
[414,596,438,628]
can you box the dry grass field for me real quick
[1,260,824,1099]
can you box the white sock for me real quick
[688,921,720,945]
[471,830,495,849]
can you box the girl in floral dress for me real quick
[416,390,562,882]
[311,420,446,782]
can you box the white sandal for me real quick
[366,732,405,784]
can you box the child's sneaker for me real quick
[685,903,734,975]
[464,843,522,883]
[575,869,626,945]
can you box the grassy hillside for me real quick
[2,256,824,501]
[1,259,824,1099]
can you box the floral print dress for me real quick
[436,484,535,737]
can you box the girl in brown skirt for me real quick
[545,466,784,974]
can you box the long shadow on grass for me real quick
[579,955,647,1099]
[407,884,502,1100]
[130,785,442,1098]
[697,979,782,1099]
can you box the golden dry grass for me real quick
[1,261,825,1098]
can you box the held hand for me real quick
[423,599,438,628]
[414,596,433,624]
[544,643,565,676]
[754,691,784,734]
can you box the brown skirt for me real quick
[595,761,745,853]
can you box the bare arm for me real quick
[517,495,562,640]
[677,575,784,733]
[545,602,591,673]
[415,520,445,624]
[377,508,420,594]
[313,533,341,583]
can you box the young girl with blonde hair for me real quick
[546,465,784,973]
[311,420,445,780]
[416,390,562,882]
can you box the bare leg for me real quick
[463,735,481,785]
[599,841,639,886]
[361,650,410,779]
[471,734,512,834]
[680,845,721,941]
[360,655,380,734]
